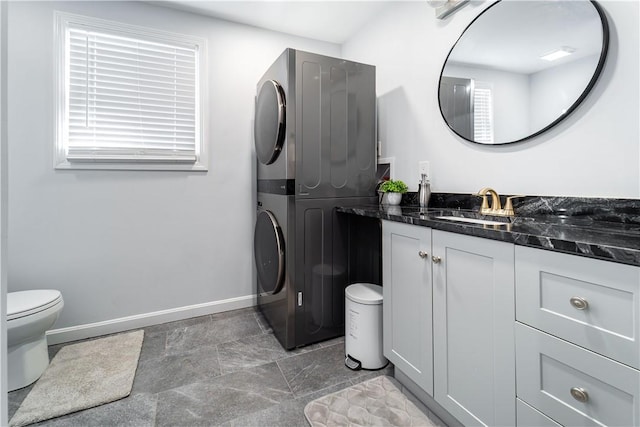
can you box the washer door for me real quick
[254,80,286,165]
[254,210,285,295]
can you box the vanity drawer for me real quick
[516,323,640,427]
[516,398,561,427]
[515,246,640,369]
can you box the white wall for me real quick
[530,54,601,131]
[6,1,340,336]
[343,1,640,197]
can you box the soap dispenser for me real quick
[419,173,431,208]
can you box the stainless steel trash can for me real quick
[344,283,387,370]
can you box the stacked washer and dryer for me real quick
[253,49,378,350]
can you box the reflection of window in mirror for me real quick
[473,81,494,144]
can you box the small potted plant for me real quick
[379,179,408,205]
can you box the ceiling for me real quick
[149,0,399,44]
[147,1,605,74]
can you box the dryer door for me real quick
[254,80,286,165]
[254,210,285,295]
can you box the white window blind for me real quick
[60,17,202,166]
[473,83,494,144]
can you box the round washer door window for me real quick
[254,80,286,165]
[254,210,285,295]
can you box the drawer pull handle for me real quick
[570,387,589,403]
[432,256,442,264]
[418,251,428,258]
[570,296,589,310]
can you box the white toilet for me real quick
[7,290,64,391]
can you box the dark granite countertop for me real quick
[337,201,640,267]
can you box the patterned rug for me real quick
[10,330,144,427]
[304,375,436,426]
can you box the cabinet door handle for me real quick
[418,251,428,258]
[570,387,589,403]
[432,256,441,264]
[570,296,589,310]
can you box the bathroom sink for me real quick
[435,216,508,226]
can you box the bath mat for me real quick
[10,330,144,427]
[304,375,436,426]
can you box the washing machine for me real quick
[255,192,378,350]
[254,192,295,348]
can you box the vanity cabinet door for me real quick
[432,230,515,426]
[382,220,433,395]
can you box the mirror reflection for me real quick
[439,1,608,145]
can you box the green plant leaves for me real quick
[379,180,408,193]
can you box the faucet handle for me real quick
[504,195,525,216]
[472,193,490,211]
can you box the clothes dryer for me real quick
[254,48,377,198]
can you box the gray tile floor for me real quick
[8,307,396,426]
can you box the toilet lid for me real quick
[8,290,63,321]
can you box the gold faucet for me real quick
[476,187,501,214]
[474,187,523,217]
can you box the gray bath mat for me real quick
[304,375,436,426]
[10,330,144,427]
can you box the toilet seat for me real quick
[8,290,63,321]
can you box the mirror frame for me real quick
[438,0,610,145]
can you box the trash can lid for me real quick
[345,283,383,305]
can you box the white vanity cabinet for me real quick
[381,218,640,427]
[515,246,640,426]
[432,230,515,426]
[382,221,516,426]
[382,220,433,394]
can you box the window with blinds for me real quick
[473,83,494,144]
[55,13,207,170]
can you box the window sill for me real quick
[54,160,208,172]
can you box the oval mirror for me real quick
[438,0,609,145]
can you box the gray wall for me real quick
[6,1,340,339]
[343,1,639,197]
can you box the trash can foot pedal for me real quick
[345,354,362,370]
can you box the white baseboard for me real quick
[46,294,257,345]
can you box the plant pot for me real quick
[383,192,402,206]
